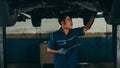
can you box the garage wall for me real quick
[5,18,113,63]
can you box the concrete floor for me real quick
[7,62,114,68]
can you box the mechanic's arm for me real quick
[83,16,95,32]
[47,33,59,54]
[47,48,58,54]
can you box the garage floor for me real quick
[7,63,114,68]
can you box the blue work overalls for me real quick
[48,27,84,68]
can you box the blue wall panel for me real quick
[6,37,113,63]
[6,38,46,63]
[78,37,113,62]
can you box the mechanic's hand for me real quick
[58,48,68,55]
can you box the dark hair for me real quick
[58,13,71,25]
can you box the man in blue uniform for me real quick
[47,13,96,68]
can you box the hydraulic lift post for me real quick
[0,0,8,68]
[112,25,117,68]
[117,25,120,68]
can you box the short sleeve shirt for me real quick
[47,27,84,68]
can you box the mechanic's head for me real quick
[58,13,73,29]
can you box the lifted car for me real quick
[0,0,119,27]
